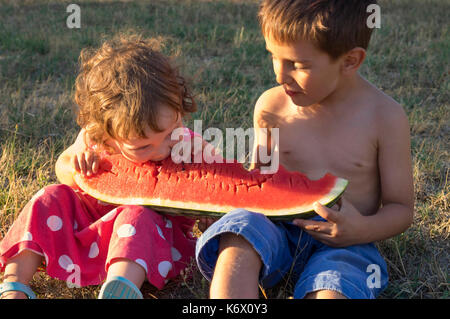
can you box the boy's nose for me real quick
[274,63,292,85]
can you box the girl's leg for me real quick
[106,258,146,289]
[1,250,43,299]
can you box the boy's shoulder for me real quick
[255,85,287,111]
[253,80,409,133]
[253,85,289,127]
[362,80,409,130]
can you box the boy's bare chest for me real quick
[273,112,382,215]
[277,117,378,180]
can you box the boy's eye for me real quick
[294,63,308,70]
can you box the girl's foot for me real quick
[0,290,27,299]
[0,281,37,299]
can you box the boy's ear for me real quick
[340,47,366,75]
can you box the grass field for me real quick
[0,0,448,299]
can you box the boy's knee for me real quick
[217,233,262,269]
[218,233,256,253]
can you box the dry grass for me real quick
[0,0,448,299]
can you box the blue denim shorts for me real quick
[195,209,388,299]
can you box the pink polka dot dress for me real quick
[0,130,199,290]
[0,185,196,289]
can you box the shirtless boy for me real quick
[195,0,414,299]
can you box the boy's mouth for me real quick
[285,89,299,97]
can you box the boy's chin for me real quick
[289,94,326,108]
[290,96,316,107]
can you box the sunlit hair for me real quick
[74,34,197,149]
[258,0,377,59]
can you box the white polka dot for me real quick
[165,219,172,228]
[135,259,148,273]
[171,247,182,262]
[47,215,63,231]
[156,225,166,240]
[117,224,136,238]
[101,208,118,222]
[21,232,33,241]
[73,220,78,230]
[58,255,74,270]
[88,242,99,258]
[158,261,172,278]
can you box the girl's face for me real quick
[110,107,184,163]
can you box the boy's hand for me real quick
[72,149,100,177]
[293,197,369,247]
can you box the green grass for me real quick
[0,0,448,299]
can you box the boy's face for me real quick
[265,36,342,107]
[112,107,183,163]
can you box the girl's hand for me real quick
[292,197,370,247]
[72,148,100,176]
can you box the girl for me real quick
[0,35,214,299]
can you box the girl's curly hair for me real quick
[74,34,197,149]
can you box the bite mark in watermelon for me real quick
[73,154,348,220]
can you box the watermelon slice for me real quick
[73,154,348,220]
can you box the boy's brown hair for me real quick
[258,0,377,59]
[75,34,196,148]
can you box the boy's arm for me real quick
[361,102,415,242]
[294,101,414,246]
[249,92,272,171]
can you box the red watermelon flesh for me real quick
[73,154,348,219]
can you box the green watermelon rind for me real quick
[144,178,346,220]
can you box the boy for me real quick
[195,0,414,299]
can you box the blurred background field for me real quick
[0,0,448,299]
